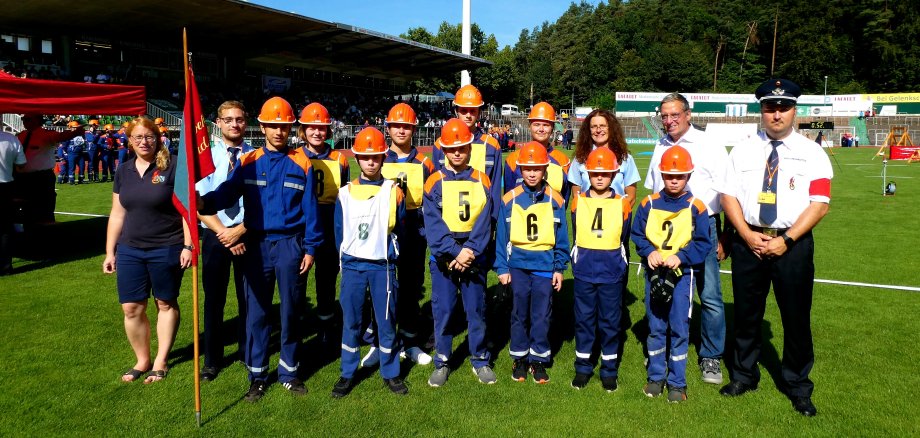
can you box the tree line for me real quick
[402,0,920,110]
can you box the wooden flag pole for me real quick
[183,27,203,428]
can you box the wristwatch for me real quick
[781,234,795,247]
[183,245,195,251]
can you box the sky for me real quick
[252,0,604,49]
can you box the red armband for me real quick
[809,178,831,198]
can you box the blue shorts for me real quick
[116,244,183,303]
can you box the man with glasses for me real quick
[15,114,84,226]
[195,101,252,382]
[717,79,832,417]
[644,93,729,386]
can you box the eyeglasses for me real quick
[219,117,247,125]
[131,135,156,143]
[660,112,685,121]
[590,124,608,131]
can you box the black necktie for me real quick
[225,147,241,219]
[759,140,780,225]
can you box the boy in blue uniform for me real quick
[503,103,572,205]
[98,124,116,182]
[65,121,85,185]
[199,97,322,402]
[85,120,100,182]
[631,145,712,403]
[332,127,408,398]
[495,141,570,384]
[423,119,496,387]
[570,147,631,392]
[298,102,349,343]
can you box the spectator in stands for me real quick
[102,117,193,384]
[0,132,26,275]
[15,114,84,227]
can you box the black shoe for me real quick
[571,373,591,389]
[511,359,528,382]
[529,362,550,384]
[384,377,408,395]
[720,380,758,397]
[282,378,307,396]
[791,396,817,417]
[244,379,268,402]
[601,376,618,392]
[331,377,354,398]
[200,366,218,381]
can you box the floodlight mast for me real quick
[461,0,471,86]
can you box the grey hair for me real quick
[660,93,690,112]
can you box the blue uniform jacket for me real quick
[199,146,322,256]
[432,131,503,222]
[570,191,632,284]
[494,182,570,275]
[334,177,406,271]
[630,190,711,269]
[423,166,493,268]
[84,132,98,154]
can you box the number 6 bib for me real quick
[510,200,555,251]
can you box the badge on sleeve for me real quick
[757,191,776,205]
[789,177,796,191]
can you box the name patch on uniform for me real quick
[757,191,776,205]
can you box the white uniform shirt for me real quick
[195,138,250,227]
[644,126,728,216]
[0,132,26,182]
[717,130,833,229]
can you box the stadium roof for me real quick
[5,0,491,81]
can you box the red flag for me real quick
[172,62,216,264]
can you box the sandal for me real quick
[122,368,149,383]
[144,369,168,384]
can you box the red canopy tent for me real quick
[0,71,145,115]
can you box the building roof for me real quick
[4,0,490,80]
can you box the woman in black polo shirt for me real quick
[102,117,192,383]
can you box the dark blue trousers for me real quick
[573,278,623,378]
[429,260,489,368]
[509,268,553,363]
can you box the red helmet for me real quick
[299,102,332,125]
[351,127,387,155]
[386,103,418,125]
[453,84,484,108]
[658,145,694,174]
[515,141,550,166]
[257,97,296,124]
[585,147,620,172]
[528,102,556,123]
[437,118,474,148]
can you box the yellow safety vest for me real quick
[469,143,486,174]
[348,182,399,232]
[510,200,555,251]
[309,158,342,204]
[546,162,564,194]
[645,198,693,260]
[441,179,487,233]
[382,162,424,210]
[575,196,623,250]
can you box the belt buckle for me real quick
[763,228,779,237]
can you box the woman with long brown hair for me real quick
[103,116,192,383]
[567,109,640,202]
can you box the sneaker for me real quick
[428,366,450,387]
[601,376,618,392]
[667,387,688,403]
[331,377,354,398]
[700,358,723,384]
[530,362,550,384]
[384,377,409,395]
[401,346,432,365]
[281,378,307,396]
[361,347,380,368]
[472,365,497,384]
[571,373,591,389]
[200,366,218,381]
[643,380,665,398]
[244,379,268,402]
[511,359,528,382]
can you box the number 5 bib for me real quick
[510,199,555,251]
[442,180,487,233]
[644,198,693,260]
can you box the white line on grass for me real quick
[54,211,109,218]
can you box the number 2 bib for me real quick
[645,202,693,260]
[575,196,623,250]
[441,179,487,233]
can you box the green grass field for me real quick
[1,145,918,436]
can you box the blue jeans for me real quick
[696,216,726,359]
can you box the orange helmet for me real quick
[159,126,169,134]
[437,118,474,148]
[257,97,296,124]
[351,127,388,155]
[67,121,81,128]
[299,102,332,125]
[585,147,620,172]
[515,141,550,166]
[386,103,417,125]
[122,122,130,128]
[658,145,694,174]
[104,123,114,131]
[88,119,99,126]
[154,117,164,125]
[454,84,484,108]
[528,102,556,123]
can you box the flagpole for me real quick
[184,27,203,429]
